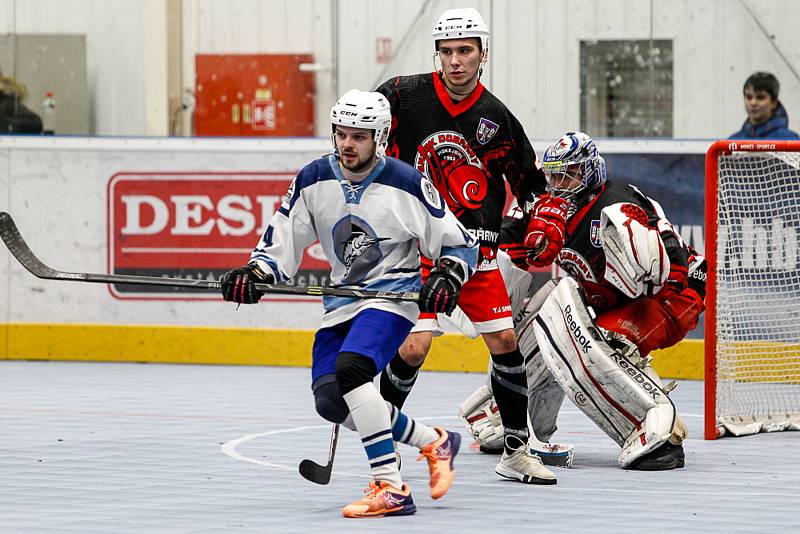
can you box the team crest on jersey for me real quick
[557,248,598,283]
[476,118,499,145]
[414,130,489,215]
[332,216,388,283]
[590,219,602,248]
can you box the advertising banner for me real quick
[108,172,329,298]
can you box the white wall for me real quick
[0,0,165,136]
[1,0,799,139]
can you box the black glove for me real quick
[418,258,465,315]
[220,262,274,304]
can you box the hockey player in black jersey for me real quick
[376,7,555,484]
[461,131,707,470]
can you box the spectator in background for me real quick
[0,71,43,134]
[730,72,799,139]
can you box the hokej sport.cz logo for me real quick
[107,172,329,300]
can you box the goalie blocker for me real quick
[533,277,686,469]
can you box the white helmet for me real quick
[330,89,392,156]
[432,8,490,55]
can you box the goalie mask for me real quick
[330,90,392,157]
[542,132,607,217]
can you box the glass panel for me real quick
[580,39,673,138]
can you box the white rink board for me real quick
[0,136,330,329]
[1,136,713,332]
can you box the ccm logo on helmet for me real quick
[338,110,358,117]
[563,304,591,354]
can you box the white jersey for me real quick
[250,154,479,328]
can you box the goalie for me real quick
[460,132,706,470]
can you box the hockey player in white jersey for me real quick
[221,89,479,518]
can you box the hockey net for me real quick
[705,140,800,439]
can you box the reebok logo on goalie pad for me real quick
[563,304,592,354]
[609,353,662,401]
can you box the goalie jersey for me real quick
[250,154,479,328]
[376,73,546,249]
[501,181,704,310]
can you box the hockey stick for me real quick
[0,212,419,302]
[299,423,339,485]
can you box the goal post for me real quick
[705,139,800,439]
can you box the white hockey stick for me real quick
[0,212,419,302]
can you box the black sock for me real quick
[489,348,530,454]
[379,353,421,409]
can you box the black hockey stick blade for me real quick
[299,424,339,485]
[0,212,419,302]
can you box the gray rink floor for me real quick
[1,361,799,534]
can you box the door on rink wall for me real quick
[195,54,315,137]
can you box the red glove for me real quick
[524,195,571,267]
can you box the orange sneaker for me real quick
[341,481,416,518]
[417,427,461,499]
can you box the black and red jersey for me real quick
[376,72,546,248]
[500,181,700,311]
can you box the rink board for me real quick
[0,323,702,377]
[1,137,710,378]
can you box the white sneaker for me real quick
[495,447,557,485]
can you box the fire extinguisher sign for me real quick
[107,172,329,300]
[252,89,276,130]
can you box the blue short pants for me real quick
[311,308,414,383]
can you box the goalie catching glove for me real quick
[524,194,571,267]
[220,262,274,304]
[418,257,466,315]
[600,202,669,298]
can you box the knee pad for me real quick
[335,351,377,395]
[312,376,350,424]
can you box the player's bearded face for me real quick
[334,125,378,173]
[438,38,483,88]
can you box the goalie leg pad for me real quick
[458,384,505,452]
[532,277,677,467]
